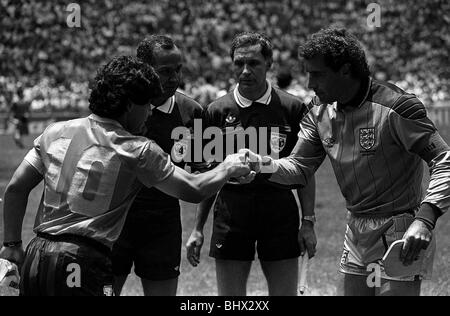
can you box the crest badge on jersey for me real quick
[359,128,376,150]
[270,132,287,154]
[172,139,189,163]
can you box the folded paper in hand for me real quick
[382,240,424,278]
[0,259,20,289]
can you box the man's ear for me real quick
[340,63,352,77]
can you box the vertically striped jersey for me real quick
[270,78,450,216]
[24,114,175,248]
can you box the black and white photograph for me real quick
[0,0,449,302]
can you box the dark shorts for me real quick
[209,186,301,261]
[20,233,113,296]
[112,206,182,281]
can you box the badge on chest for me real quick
[172,138,190,163]
[359,128,376,151]
[270,131,287,154]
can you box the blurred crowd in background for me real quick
[0,0,449,114]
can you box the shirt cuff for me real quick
[415,203,443,230]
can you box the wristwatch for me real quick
[302,216,317,225]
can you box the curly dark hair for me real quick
[137,35,178,65]
[89,55,162,119]
[230,32,273,67]
[299,27,370,79]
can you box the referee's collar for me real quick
[151,95,175,114]
[234,80,272,108]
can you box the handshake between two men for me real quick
[226,149,275,184]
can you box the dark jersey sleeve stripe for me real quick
[392,94,427,120]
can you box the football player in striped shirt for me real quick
[186,32,317,296]
[112,35,205,296]
[0,56,251,296]
[241,27,450,296]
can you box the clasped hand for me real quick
[225,149,262,184]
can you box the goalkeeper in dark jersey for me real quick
[241,27,450,296]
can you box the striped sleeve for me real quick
[268,108,326,186]
[388,94,437,157]
[422,150,450,215]
[389,94,450,214]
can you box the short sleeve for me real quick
[24,135,45,174]
[136,140,175,188]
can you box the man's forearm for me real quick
[297,175,316,217]
[195,195,217,231]
[3,188,29,242]
[261,156,315,187]
[243,139,325,187]
[191,163,232,202]
[156,154,249,204]
[420,150,450,227]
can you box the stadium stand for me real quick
[0,0,448,113]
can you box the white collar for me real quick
[151,95,175,114]
[233,80,272,108]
